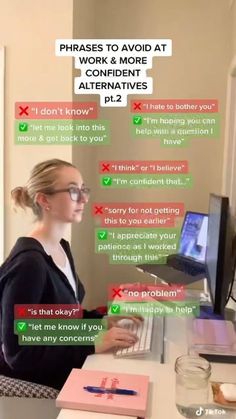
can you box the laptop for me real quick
[136,211,208,284]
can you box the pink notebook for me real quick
[56,368,149,417]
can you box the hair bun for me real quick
[11,186,32,209]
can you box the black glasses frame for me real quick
[46,186,90,202]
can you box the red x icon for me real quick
[17,307,26,317]
[19,106,29,116]
[134,102,142,111]
[94,206,103,215]
[112,288,122,298]
[102,163,110,172]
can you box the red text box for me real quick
[14,304,82,319]
[108,283,185,301]
[15,102,97,119]
[131,99,218,113]
[99,160,188,174]
[93,202,184,228]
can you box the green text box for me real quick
[95,228,180,264]
[15,120,110,145]
[107,301,199,317]
[131,113,220,147]
[100,174,192,188]
[15,319,106,345]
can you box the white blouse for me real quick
[55,250,77,298]
[37,239,77,298]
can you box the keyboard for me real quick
[114,316,154,358]
[169,257,206,276]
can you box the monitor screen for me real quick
[205,194,234,314]
[178,212,208,262]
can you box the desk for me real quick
[57,317,236,419]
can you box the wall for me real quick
[73,0,232,308]
[222,0,236,206]
[233,0,236,55]
[72,0,97,307]
[0,0,73,255]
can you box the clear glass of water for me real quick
[175,355,211,418]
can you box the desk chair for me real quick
[0,375,60,419]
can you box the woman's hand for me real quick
[104,315,143,329]
[95,326,138,353]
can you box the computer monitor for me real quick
[205,194,235,315]
[178,212,208,263]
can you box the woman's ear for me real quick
[34,192,50,211]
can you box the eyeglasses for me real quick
[47,186,90,202]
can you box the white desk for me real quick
[57,317,236,419]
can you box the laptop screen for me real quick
[178,212,208,262]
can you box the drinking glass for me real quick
[175,355,211,418]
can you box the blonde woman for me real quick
[0,159,138,389]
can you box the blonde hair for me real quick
[11,159,76,219]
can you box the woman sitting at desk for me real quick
[0,159,138,390]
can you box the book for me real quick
[56,368,149,417]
